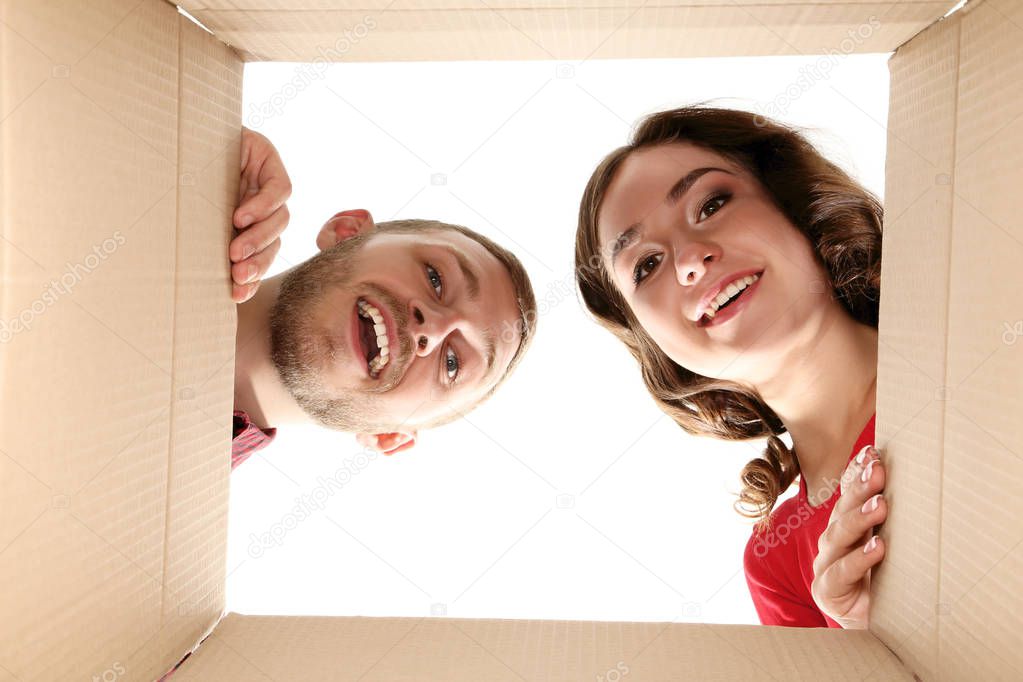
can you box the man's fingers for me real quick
[231,204,289,263]
[233,172,291,229]
[232,128,290,304]
[231,237,282,291]
[232,281,259,304]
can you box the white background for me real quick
[226,53,890,625]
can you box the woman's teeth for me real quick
[704,273,759,321]
[357,298,390,377]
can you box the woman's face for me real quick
[596,143,835,385]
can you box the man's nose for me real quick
[409,300,461,357]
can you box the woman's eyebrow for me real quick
[609,166,733,266]
[609,227,640,266]
[665,166,730,204]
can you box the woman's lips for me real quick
[695,268,764,321]
[699,272,763,328]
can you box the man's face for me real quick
[269,227,522,439]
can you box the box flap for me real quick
[176,0,960,62]
[174,614,915,680]
[157,3,245,673]
[0,1,241,679]
[870,6,959,678]
[873,0,1023,679]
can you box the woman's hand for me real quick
[811,445,888,629]
[231,127,292,303]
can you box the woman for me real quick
[574,106,888,629]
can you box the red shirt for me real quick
[743,413,876,628]
[231,409,276,470]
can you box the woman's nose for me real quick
[675,247,715,287]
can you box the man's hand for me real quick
[231,127,292,303]
[811,445,888,629]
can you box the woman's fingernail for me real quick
[861,494,881,513]
[243,244,256,260]
[863,536,879,554]
[855,445,871,465]
[244,264,258,283]
[861,459,875,483]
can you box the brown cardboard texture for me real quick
[1,0,1020,681]
[1,1,240,679]
[174,0,956,62]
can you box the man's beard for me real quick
[268,234,413,433]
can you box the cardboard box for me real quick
[1,0,1019,679]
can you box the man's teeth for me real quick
[357,299,390,375]
[704,274,759,320]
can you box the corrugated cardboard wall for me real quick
[871,7,958,679]
[874,0,1023,680]
[4,0,1015,680]
[177,0,959,62]
[156,4,244,678]
[937,0,1023,678]
[174,614,916,680]
[0,1,241,679]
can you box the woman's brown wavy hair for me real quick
[574,105,882,526]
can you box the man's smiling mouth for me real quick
[356,298,391,379]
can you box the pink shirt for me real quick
[231,409,276,469]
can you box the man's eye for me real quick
[426,264,443,298]
[632,253,663,286]
[444,346,460,381]
[698,193,731,222]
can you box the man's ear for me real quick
[356,430,417,456]
[316,209,375,251]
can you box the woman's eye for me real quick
[698,193,730,222]
[444,346,460,381]
[426,264,443,298]
[632,253,663,286]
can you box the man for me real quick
[228,130,537,467]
